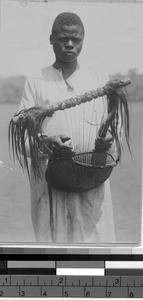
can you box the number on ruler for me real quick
[107,291,112,297]
[85,291,90,297]
[129,292,134,297]
[20,290,25,297]
[43,291,47,297]
[65,291,68,297]
[115,278,119,285]
[59,278,63,284]
[0,291,3,297]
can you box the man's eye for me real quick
[59,38,66,42]
[73,38,81,43]
[58,37,82,44]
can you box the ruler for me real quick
[1,274,143,297]
[0,255,143,297]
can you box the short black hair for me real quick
[51,12,84,35]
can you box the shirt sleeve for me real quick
[12,77,38,158]
[17,77,36,112]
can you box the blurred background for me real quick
[0,0,143,244]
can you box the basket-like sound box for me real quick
[45,151,117,192]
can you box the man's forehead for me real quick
[54,24,84,36]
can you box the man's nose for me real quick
[65,40,74,48]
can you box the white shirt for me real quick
[18,63,116,244]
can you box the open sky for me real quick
[0,0,143,77]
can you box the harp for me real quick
[9,78,131,192]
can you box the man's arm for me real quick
[14,77,41,158]
[14,77,74,159]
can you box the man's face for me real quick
[50,24,84,63]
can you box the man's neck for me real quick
[53,60,78,80]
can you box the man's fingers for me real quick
[60,135,71,142]
[95,135,114,152]
[96,136,113,145]
[38,135,73,152]
[105,137,114,143]
[53,148,75,159]
[53,141,72,150]
[53,145,74,154]
[53,136,72,150]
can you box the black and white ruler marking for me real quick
[0,255,143,297]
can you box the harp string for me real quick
[82,103,85,154]
[73,106,77,152]
[79,105,82,153]
[64,110,71,145]
[78,105,80,153]
[70,106,74,149]
[64,107,76,151]
[71,107,76,151]
[86,98,96,152]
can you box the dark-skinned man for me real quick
[17,12,116,243]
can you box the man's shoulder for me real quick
[41,65,55,80]
[80,62,108,76]
[26,65,54,84]
[78,62,109,86]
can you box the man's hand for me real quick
[38,134,75,159]
[95,133,114,152]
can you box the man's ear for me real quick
[50,34,53,45]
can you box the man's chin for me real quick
[62,56,77,64]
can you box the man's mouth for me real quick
[65,51,75,55]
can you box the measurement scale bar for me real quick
[57,261,104,268]
[0,268,56,275]
[7,260,104,268]
[1,275,143,298]
[1,274,143,297]
[8,261,55,268]
[105,268,143,276]
[0,262,56,275]
[106,261,143,269]
[57,268,104,276]
[1,256,143,297]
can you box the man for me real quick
[18,12,116,243]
